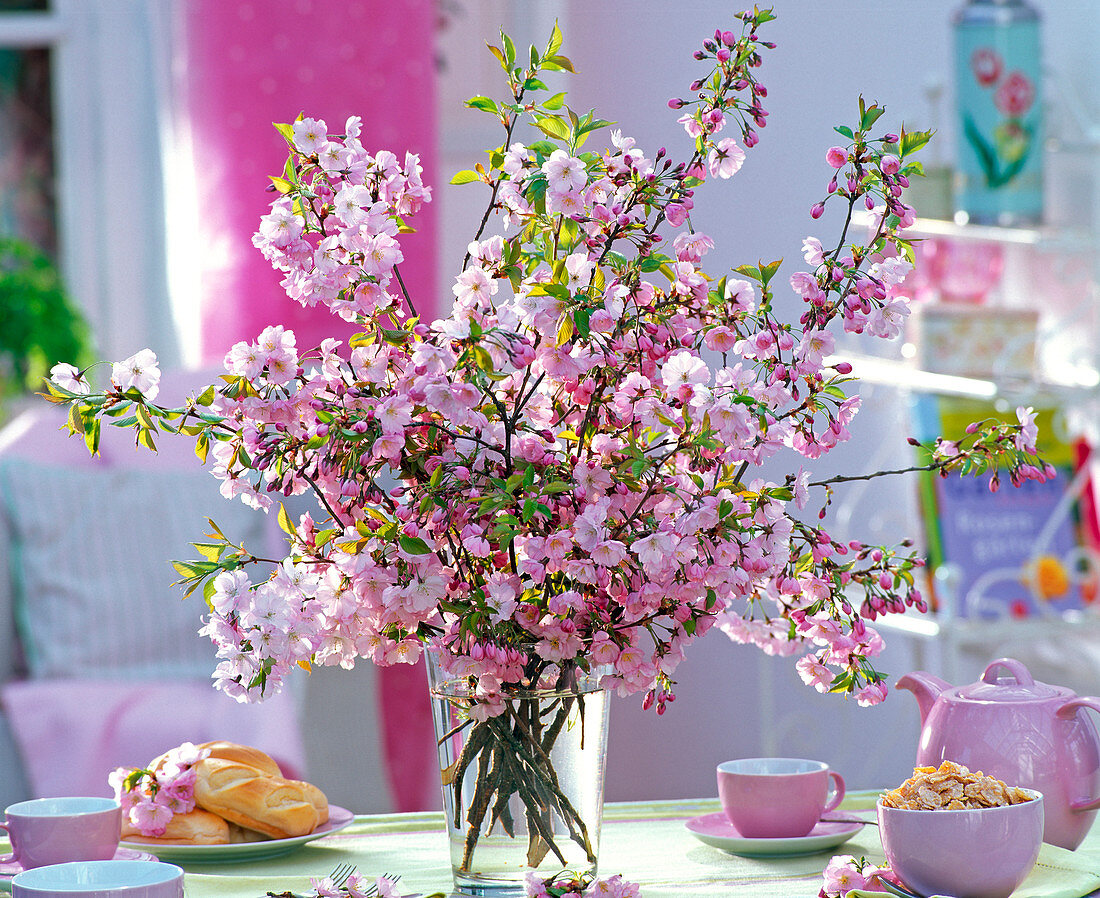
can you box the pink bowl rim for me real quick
[877,787,1043,814]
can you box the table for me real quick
[151,796,1100,897]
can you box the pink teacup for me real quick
[717,758,845,838]
[0,797,121,870]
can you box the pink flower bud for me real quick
[810,202,825,219]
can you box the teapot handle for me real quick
[981,658,1035,686]
[1056,696,1100,812]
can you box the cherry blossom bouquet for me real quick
[48,7,1050,883]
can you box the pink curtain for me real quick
[184,0,439,812]
[185,0,439,361]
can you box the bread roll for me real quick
[295,779,330,825]
[192,758,319,839]
[198,741,283,777]
[122,807,230,845]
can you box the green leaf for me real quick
[528,141,558,160]
[542,91,567,111]
[449,169,480,185]
[542,54,575,73]
[137,428,157,452]
[486,43,506,69]
[192,542,224,563]
[272,121,296,146]
[194,431,209,464]
[535,115,571,141]
[465,95,499,114]
[545,20,563,57]
[83,418,100,455]
[172,560,217,580]
[759,258,783,286]
[834,125,854,140]
[278,502,295,536]
[399,535,432,555]
[501,32,516,67]
[542,481,573,495]
[268,175,293,194]
[556,312,574,346]
[573,307,591,339]
[860,104,886,131]
[381,328,411,345]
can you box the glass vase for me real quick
[427,655,611,897]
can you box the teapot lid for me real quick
[956,658,1071,702]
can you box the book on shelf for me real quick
[912,396,1098,619]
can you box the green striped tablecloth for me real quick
[86,794,1100,897]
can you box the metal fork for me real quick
[327,864,357,890]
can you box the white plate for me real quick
[685,811,864,858]
[120,806,354,864]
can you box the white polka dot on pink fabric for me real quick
[273,33,290,52]
[338,43,355,61]
[229,44,245,63]
[229,112,245,129]
[298,66,314,83]
[238,3,254,21]
[260,76,278,95]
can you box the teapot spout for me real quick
[897,670,951,725]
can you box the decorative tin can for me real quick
[953,0,1042,226]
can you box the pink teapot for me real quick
[898,657,1100,849]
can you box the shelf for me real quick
[827,352,1099,402]
[851,211,1095,253]
[875,606,1100,645]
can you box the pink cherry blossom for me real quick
[707,137,746,178]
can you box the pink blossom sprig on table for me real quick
[819,854,893,897]
[263,870,435,898]
[525,870,641,898]
[108,742,210,837]
[45,8,1048,722]
[306,871,403,898]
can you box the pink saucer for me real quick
[685,811,864,858]
[0,847,157,879]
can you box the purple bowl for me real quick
[12,860,183,898]
[878,790,1044,898]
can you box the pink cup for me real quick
[0,797,121,870]
[717,758,845,838]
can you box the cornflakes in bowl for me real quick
[877,762,1043,898]
[880,760,1036,811]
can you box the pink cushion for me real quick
[1,679,306,797]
